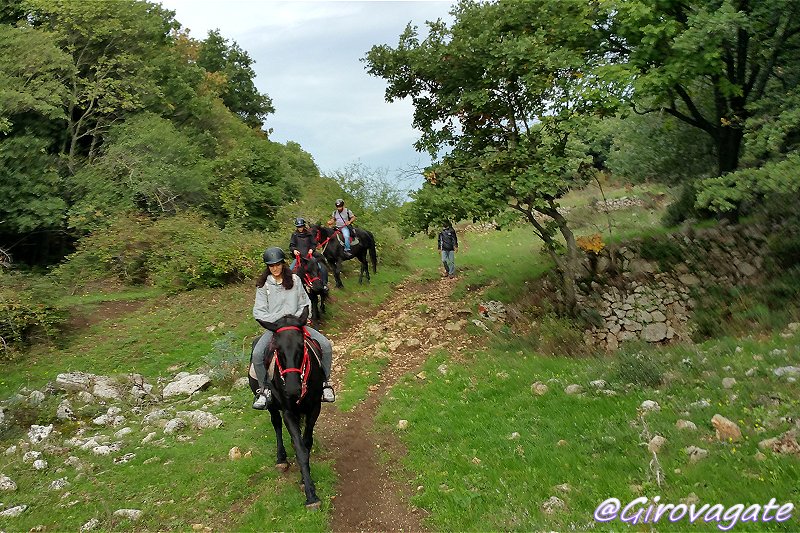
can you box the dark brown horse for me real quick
[250,308,324,509]
[293,254,327,325]
[310,224,377,288]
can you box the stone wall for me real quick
[577,223,770,350]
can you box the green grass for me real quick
[337,354,390,412]
[376,332,800,531]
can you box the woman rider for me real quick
[250,246,335,409]
[289,217,329,292]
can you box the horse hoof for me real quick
[305,500,321,511]
[275,462,289,472]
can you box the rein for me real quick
[292,252,322,289]
[273,325,312,403]
[315,228,341,251]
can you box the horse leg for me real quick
[270,407,289,470]
[334,258,344,288]
[282,411,320,508]
[302,402,321,456]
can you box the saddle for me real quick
[336,233,359,247]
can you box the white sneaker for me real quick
[321,383,335,403]
[252,389,271,409]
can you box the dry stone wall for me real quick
[578,223,770,350]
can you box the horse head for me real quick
[297,255,325,294]
[261,308,311,403]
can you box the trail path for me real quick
[316,274,473,533]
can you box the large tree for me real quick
[365,0,618,314]
[608,0,800,175]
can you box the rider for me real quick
[250,246,336,409]
[289,217,329,292]
[330,199,356,257]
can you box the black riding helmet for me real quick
[262,246,286,265]
[335,199,344,207]
[295,217,306,227]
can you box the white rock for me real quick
[33,459,48,470]
[114,453,136,464]
[64,456,81,468]
[143,408,171,426]
[114,427,134,439]
[589,379,607,389]
[541,496,567,515]
[113,509,143,521]
[397,419,409,430]
[722,377,736,389]
[676,419,697,431]
[28,424,54,444]
[163,418,187,434]
[685,445,709,463]
[28,390,46,406]
[0,504,28,517]
[80,518,100,532]
[57,400,75,421]
[23,450,42,463]
[773,366,800,377]
[141,432,157,444]
[92,377,122,400]
[55,372,95,392]
[648,435,667,454]
[641,400,660,412]
[531,382,549,396]
[564,384,583,395]
[162,374,211,398]
[437,364,448,375]
[0,474,17,491]
[49,477,70,490]
[177,410,223,430]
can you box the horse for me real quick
[310,224,377,288]
[293,253,327,325]
[250,308,324,509]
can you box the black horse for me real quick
[293,254,327,325]
[250,308,324,509]
[311,224,377,288]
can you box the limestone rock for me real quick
[531,382,548,396]
[113,509,143,521]
[162,374,210,398]
[711,414,742,442]
[0,504,28,517]
[28,424,53,444]
[676,419,697,431]
[0,474,17,491]
[564,384,583,395]
[55,372,95,393]
[640,400,660,412]
[685,445,708,463]
[177,410,223,430]
[648,435,667,454]
[541,496,567,515]
[721,377,736,389]
[642,322,667,342]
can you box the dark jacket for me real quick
[289,230,317,258]
[438,228,458,251]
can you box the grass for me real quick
[2,181,798,531]
[376,332,800,531]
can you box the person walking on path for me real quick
[437,222,458,278]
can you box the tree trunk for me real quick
[716,125,744,175]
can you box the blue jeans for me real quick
[251,327,332,390]
[441,250,455,276]
[340,226,351,251]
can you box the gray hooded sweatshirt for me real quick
[253,274,311,323]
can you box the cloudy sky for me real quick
[158,0,454,193]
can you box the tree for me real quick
[327,161,405,214]
[0,24,71,134]
[366,0,617,314]
[197,30,274,129]
[25,0,178,173]
[607,0,800,175]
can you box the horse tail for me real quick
[368,231,378,273]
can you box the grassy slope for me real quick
[2,183,798,531]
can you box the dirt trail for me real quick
[317,274,473,533]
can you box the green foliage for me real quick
[202,331,249,387]
[55,213,264,291]
[636,235,685,271]
[0,134,66,234]
[0,23,70,133]
[695,153,800,215]
[197,29,274,129]
[0,275,65,359]
[67,114,211,233]
[662,180,710,227]
[603,111,716,183]
[613,347,664,387]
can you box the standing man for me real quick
[330,199,356,256]
[437,221,458,278]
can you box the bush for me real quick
[0,275,66,360]
[202,332,249,388]
[55,212,266,292]
[527,314,592,358]
[636,235,685,271]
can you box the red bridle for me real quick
[273,325,311,402]
[292,251,322,289]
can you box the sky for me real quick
[158,0,454,194]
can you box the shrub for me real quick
[203,332,249,388]
[637,236,685,271]
[55,212,266,292]
[0,275,66,360]
[527,314,592,358]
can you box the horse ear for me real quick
[299,306,309,325]
[257,319,278,332]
